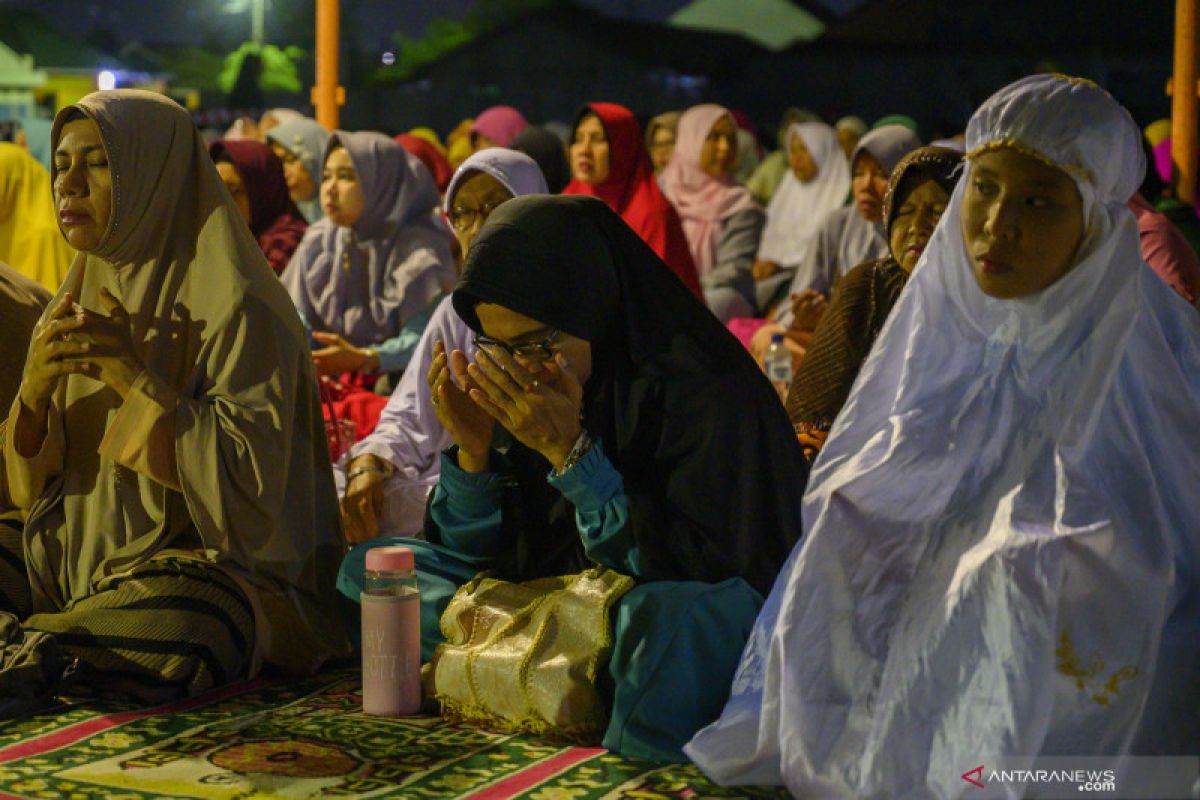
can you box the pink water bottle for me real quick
[361,545,421,716]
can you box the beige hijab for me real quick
[3,90,347,673]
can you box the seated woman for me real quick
[0,90,346,714]
[469,105,528,152]
[0,263,50,413]
[645,111,681,177]
[266,116,330,223]
[339,195,807,759]
[510,125,571,193]
[564,102,700,296]
[210,139,308,275]
[751,121,850,312]
[688,74,1200,796]
[0,142,76,292]
[282,132,455,405]
[660,104,764,322]
[746,124,921,366]
[338,148,548,543]
[787,146,961,459]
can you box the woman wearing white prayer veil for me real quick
[752,121,850,311]
[686,73,1200,798]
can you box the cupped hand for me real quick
[467,346,583,471]
[18,292,90,412]
[427,339,495,470]
[789,289,827,332]
[63,287,145,397]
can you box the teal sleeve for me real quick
[428,447,505,557]
[373,298,439,373]
[547,438,642,576]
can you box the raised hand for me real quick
[467,346,583,472]
[312,331,373,376]
[427,339,495,472]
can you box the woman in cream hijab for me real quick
[0,90,347,711]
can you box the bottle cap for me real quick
[771,333,784,344]
[365,545,415,572]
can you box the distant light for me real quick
[97,70,117,91]
[381,51,396,66]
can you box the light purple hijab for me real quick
[443,147,549,215]
[282,131,454,345]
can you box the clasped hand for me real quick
[19,289,144,412]
[428,340,584,472]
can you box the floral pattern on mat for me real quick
[0,670,787,799]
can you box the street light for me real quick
[224,0,268,44]
[98,70,117,91]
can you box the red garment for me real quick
[562,102,702,297]
[209,139,308,274]
[1129,192,1200,304]
[319,374,389,460]
[395,133,453,193]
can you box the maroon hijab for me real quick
[209,139,308,274]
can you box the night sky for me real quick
[0,0,865,54]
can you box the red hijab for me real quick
[209,139,308,274]
[563,102,701,297]
[395,133,453,193]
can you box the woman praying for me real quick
[339,195,807,760]
[0,90,347,713]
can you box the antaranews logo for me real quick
[961,764,986,789]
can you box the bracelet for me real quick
[346,465,387,482]
[556,430,592,476]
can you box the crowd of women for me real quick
[0,71,1195,797]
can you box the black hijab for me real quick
[510,126,571,194]
[441,195,806,595]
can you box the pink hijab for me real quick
[470,105,529,148]
[658,104,759,277]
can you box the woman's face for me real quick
[699,115,738,179]
[570,113,610,185]
[960,146,1085,298]
[852,150,889,222]
[788,132,818,182]
[649,126,675,174]
[216,160,252,226]
[888,176,949,272]
[271,141,316,202]
[475,303,593,389]
[321,146,366,228]
[446,171,513,257]
[53,117,113,252]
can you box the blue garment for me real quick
[300,297,438,374]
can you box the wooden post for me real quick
[1172,0,1198,204]
[313,0,343,130]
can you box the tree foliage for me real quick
[218,42,306,94]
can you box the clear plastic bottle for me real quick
[360,545,421,716]
[764,333,793,402]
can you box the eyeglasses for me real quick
[447,200,506,232]
[473,329,560,361]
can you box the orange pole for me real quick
[313,0,343,130]
[1172,0,1197,204]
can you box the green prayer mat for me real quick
[0,669,787,799]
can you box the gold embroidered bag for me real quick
[432,567,634,741]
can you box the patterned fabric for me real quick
[0,520,254,704]
[0,669,788,799]
[785,258,907,436]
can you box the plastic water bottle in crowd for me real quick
[764,333,792,402]
[361,545,422,716]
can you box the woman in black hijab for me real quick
[339,195,807,760]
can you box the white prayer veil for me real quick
[686,73,1200,798]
